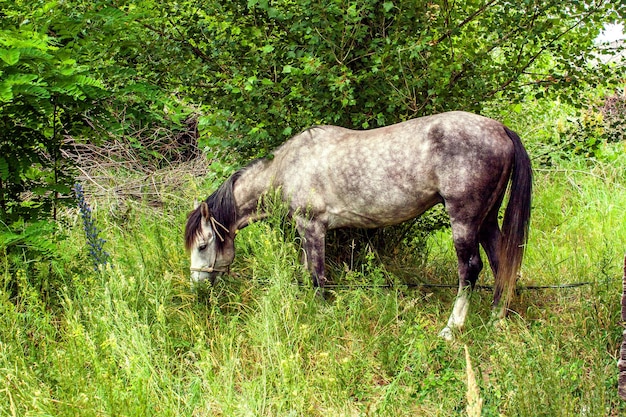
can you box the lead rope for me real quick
[210,216,229,242]
[189,217,231,274]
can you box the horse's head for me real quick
[185,201,235,285]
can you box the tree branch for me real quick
[433,0,499,45]
[484,6,599,99]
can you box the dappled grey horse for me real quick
[185,111,532,339]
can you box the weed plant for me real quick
[74,183,110,271]
[1,112,625,415]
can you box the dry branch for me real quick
[61,116,212,206]
[465,345,483,416]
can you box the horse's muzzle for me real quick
[190,266,228,287]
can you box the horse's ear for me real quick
[200,201,211,221]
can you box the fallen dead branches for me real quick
[61,116,212,207]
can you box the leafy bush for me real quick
[0,1,197,226]
[600,91,626,144]
[25,0,617,161]
[0,25,106,223]
[554,113,606,160]
[162,0,623,158]
[533,91,626,166]
[326,205,450,282]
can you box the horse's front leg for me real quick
[295,217,327,288]
[439,284,473,341]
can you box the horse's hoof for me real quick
[438,327,455,341]
[492,318,506,332]
[314,287,329,301]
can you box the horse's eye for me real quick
[198,244,208,251]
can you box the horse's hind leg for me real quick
[439,216,483,341]
[478,210,507,319]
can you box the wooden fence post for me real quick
[618,254,626,400]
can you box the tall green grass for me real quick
[1,143,625,415]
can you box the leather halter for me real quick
[189,265,229,274]
[189,216,231,274]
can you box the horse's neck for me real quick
[233,160,273,227]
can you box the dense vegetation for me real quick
[1,0,625,415]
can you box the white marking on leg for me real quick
[439,290,471,340]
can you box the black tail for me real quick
[494,127,532,309]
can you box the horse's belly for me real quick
[325,192,441,229]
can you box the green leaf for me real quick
[0,81,13,102]
[0,229,22,249]
[0,48,20,65]
[5,73,39,85]
[0,157,9,180]
[15,47,53,61]
[12,84,50,99]
[383,1,394,12]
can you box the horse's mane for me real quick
[184,169,243,252]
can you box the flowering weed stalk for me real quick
[74,183,110,271]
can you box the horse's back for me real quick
[271,112,515,228]
[280,111,510,156]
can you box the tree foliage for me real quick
[0,4,107,222]
[0,0,624,225]
[98,0,624,157]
